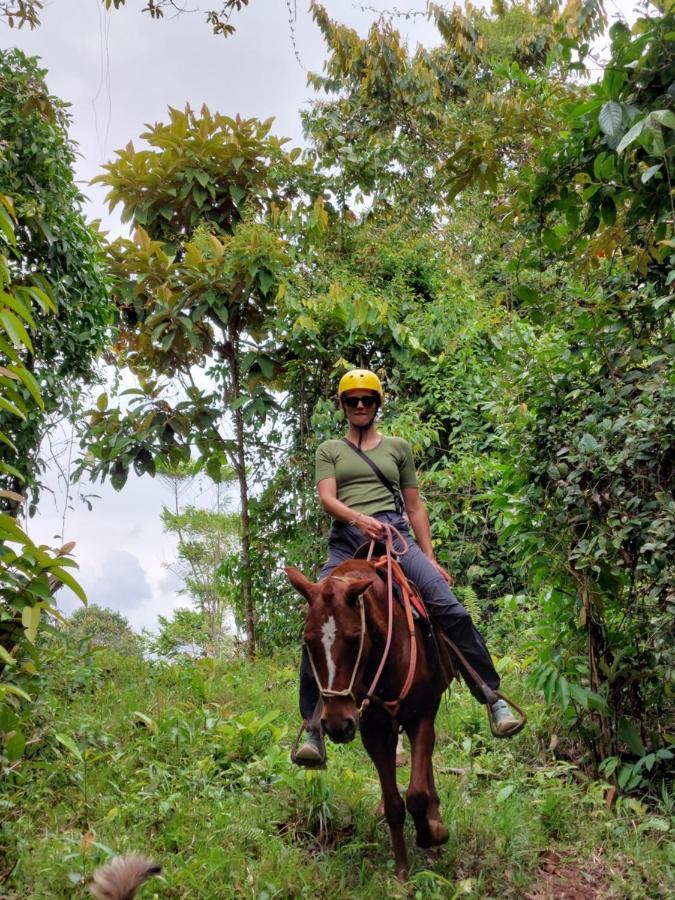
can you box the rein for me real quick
[304,522,418,722]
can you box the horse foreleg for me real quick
[361,723,408,879]
[426,755,448,844]
[405,716,449,849]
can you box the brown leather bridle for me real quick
[304,522,418,721]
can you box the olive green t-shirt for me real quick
[315,436,418,517]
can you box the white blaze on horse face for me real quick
[321,615,337,690]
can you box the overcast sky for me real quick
[5,0,636,631]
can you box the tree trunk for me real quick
[571,563,614,763]
[228,326,256,658]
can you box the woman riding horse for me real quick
[295,368,522,764]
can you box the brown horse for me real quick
[285,556,452,879]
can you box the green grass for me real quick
[1,642,672,899]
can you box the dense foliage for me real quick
[1,0,672,820]
[0,196,87,768]
[67,605,140,658]
[240,0,674,779]
[0,49,112,511]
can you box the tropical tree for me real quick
[0,195,87,764]
[0,49,112,514]
[487,2,675,768]
[81,106,313,657]
[68,604,140,657]
[145,607,216,659]
[0,0,253,36]
[159,461,239,642]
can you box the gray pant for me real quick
[299,511,500,720]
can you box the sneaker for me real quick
[294,729,325,766]
[490,699,522,737]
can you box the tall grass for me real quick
[1,636,672,898]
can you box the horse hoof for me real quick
[428,820,449,845]
[416,820,449,848]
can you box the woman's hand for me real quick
[353,514,387,541]
[429,557,453,585]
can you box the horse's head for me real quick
[285,562,379,744]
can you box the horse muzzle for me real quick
[321,706,358,744]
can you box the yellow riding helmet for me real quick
[338,369,384,400]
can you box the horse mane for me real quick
[331,558,380,579]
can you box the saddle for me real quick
[353,540,459,688]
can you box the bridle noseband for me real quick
[304,577,367,709]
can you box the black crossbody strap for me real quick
[341,438,399,499]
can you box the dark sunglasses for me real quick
[342,395,378,409]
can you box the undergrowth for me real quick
[0,631,672,898]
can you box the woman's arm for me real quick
[317,478,386,540]
[403,487,453,584]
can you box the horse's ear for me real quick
[345,576,376,604]
[284,566,319,605]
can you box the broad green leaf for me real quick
[54,732,83,762]
[0,645,16,666]
[616,118,645,154]
[0,309,33,352]
[51,567,87,604]
[495,784,516,803]
[542,229,562,253]
[578,433,599,452]
[21,605,41,644]
[641,164,662,184]
[2,289,36,327]
[599,101,623,138]
[1,683,32,702]
[515,284,538,304]
[8,364,43,409]
[0,204,15,245]
[618,717,646,756]
[650,109,675,130]
[4,729,26,762]
[0,394,26,420]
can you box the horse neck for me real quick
[362,577,412,693]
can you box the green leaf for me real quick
[54,732,83,762]
[2,683,32,702]
[515,285,538,304]
[0,309,33,352]
[641,164,662,184]
[4,729,26,762]
[599,101,623,138]
[51,566,87,605]
[578,433,599,452]
[618,764,635,789]
[21,605,41,644]
[616,118,645,154]
[229,184,246,206]
[8,364,43,409]
[0,645,16,666]
[495,784,516,803]
[542,229,562,253]
[650,109,675,130]
[0,204,16,245]
[0,394,26,420]
[600,196,616,226]
[618,718,645,757]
